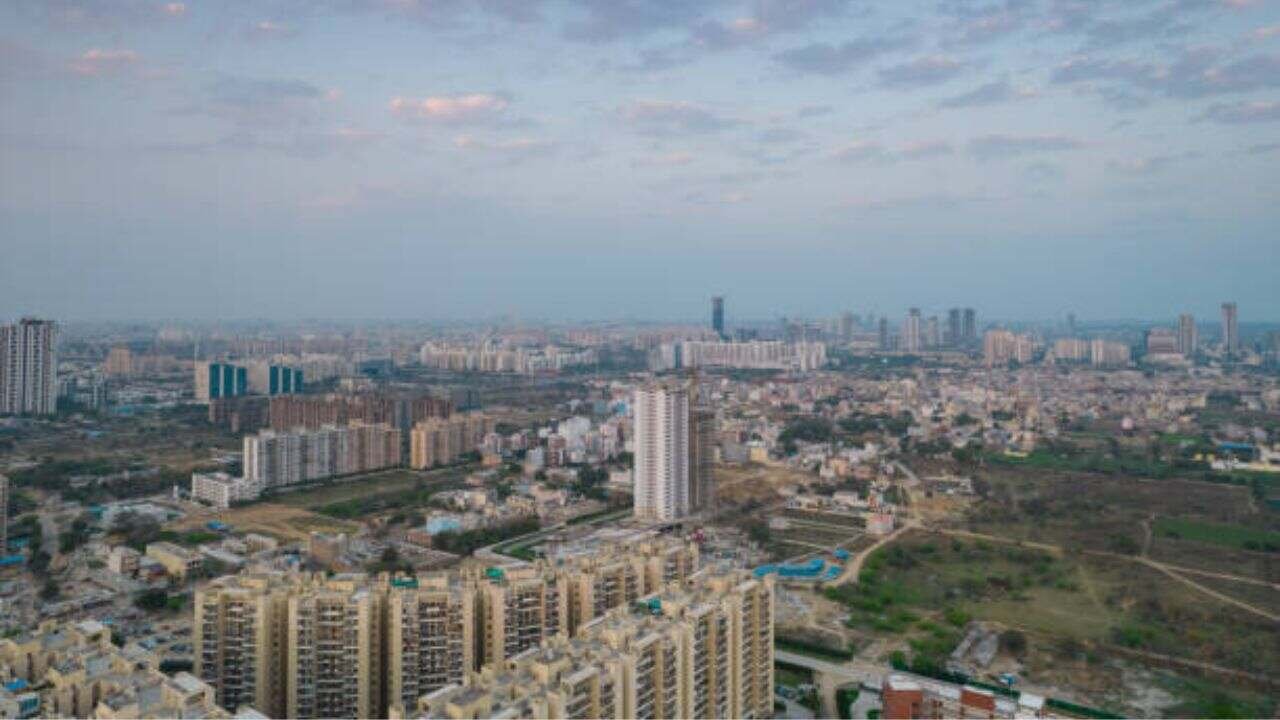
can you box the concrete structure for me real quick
[1178,313,1198,356]
[712,296,725,338]
[0,474,6,555]
[409,414,493,469]
[145,541,202,580]
[983,330,1034,366]
[246,362,304,396]
[103,346,133,378]
[192,471,262,508]
[880,674,1052,719]
[269,392,451,433]
[903,308,922,354]
[0,619,233,719]
[962,308,977,346]
[476,565,568,667]
[652,340,826,372]
[1222,301,1239,355]
[1090,339,1131,368]
[398,566,771,720]
[106,546,141,576]
[0,318,57,416]
[243,421,402,490]
[195,361,249,403]
[633,384,691,522]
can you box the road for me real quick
[827,521,916,586]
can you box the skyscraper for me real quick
[947,308,961,347]
[925,315,940,349]
[711,296,725,339]
[1067,312,1077,337]
[689,407,716,515]
[963,308,977,345]
[1178,314,1198,356]
[1221,302,1239,355]
[0,318,57,416]
[839,312,854,342]
[632,384,690,522]
[878,317,890,350]
[0,475,7,555]
[903,308,922,353]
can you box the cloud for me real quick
[389,93,510,123]
[161,3,185,17]
[1249,25,1280,41]
[940,0,1033,46]
[757,127,806,144]
[68,48,140,76]
[561,1,712,43]
[452,134,558,162]
[1198,99,1280,123]
[968,133,1085,159]
[684,190,749,206]
[248,19,296,40]
[1106,151,1198,174]
[832,139,954,163]
[878,55,968,87]
[631,151,695,168]
[1052,49,1280,101]
[796,104,834,118]
[616,100,741,136]
[774,35,914,75]
[937,79,1036,109]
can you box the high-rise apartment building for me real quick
[409,413,492,469]
[983,330,1034,366]
[903,308,922,353]
[0,475,7,555]
[711,296,725,338]
[963,308,977,345]
[1178,313,1198,356]
[947,308,962,347]
[689,408,716,515]
[878,317,890,350]
[243,422,402,490]
[103,346,134,377]
[400,567,773,720]
[1145,328,1179,356]
[839,312,854,342]
[198,572,478,719]
[1090,339,1131,367]
[195,575,290,717]
[1222,302,1239,355]
[925,315,940,350]
[476,565,568,667]
[0,319,57,416]
[632,385,690,522]
[385,575,475,714]
[247,363,304,396]
[269,392,452,433]
[195,361,248,403]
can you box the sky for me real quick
[1,0,1278,323]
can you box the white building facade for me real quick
[632,385,690,522]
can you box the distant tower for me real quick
[926,316,940,349]
[1221,302,1239,356]
[711,296,725,339]
[1067,312,1077,337]
[962,308,977,345]
[878,318,890,351]
[1178,314,1198,356]
[0,475,7,555]
[947,308,961,347]
[903,308,922,353]
[839,312,854,342]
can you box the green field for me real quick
[1154,517,1280,551]
[270,466,472,510]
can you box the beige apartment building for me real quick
[397,566,774,720]
[386,575,477,713]
[475,564,568,667]
[409,413,493,469]
[0,619,232,719]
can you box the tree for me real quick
[999,630,1027,657]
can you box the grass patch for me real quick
[1154,517,1280,552]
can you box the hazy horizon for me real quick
[3,0,1279,321]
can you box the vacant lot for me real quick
[271,466,469,509]
[827,531,1277,680]
[1153,517,1280,552]
[172,502,359,542]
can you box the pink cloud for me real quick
[161,3,186,17]
[69,49,140,76]
[390,94,509,123]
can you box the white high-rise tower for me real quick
[632,384,690,522]
[0,318,57,416]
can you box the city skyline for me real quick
[2,1,1279,321]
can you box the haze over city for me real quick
[3,0,1280,321]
